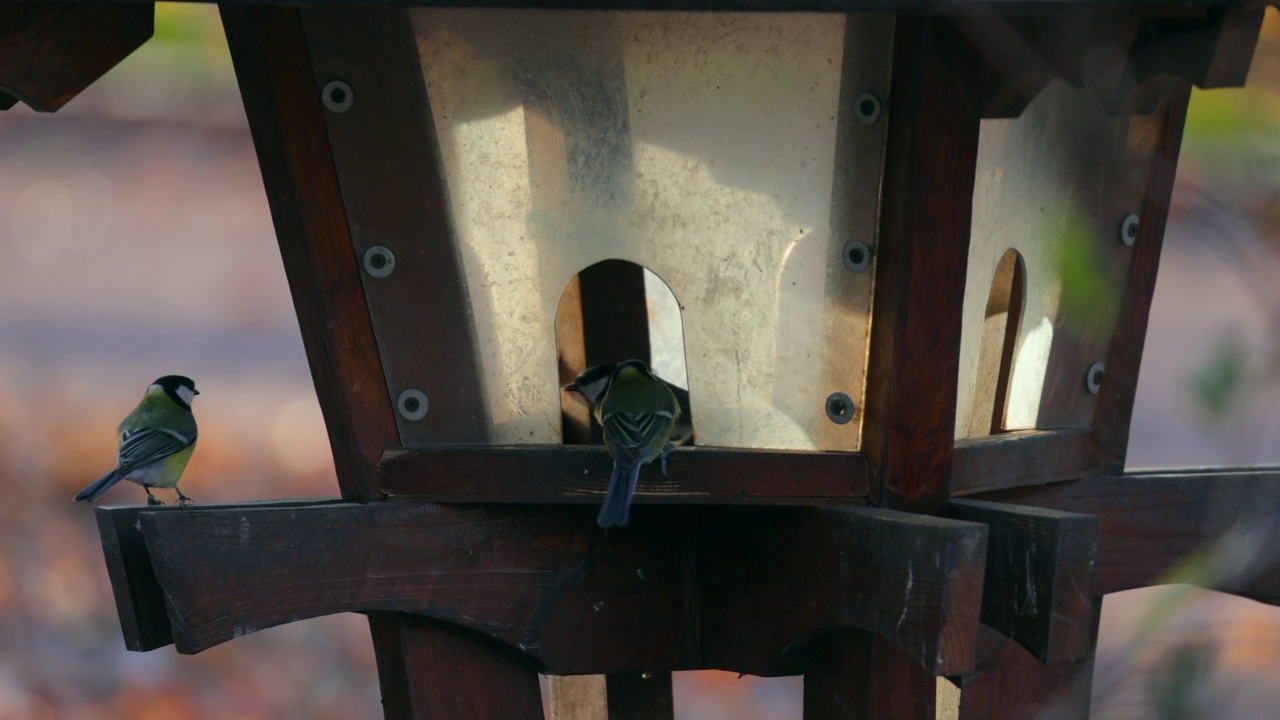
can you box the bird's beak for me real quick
[193,389,201,395]
[563,382,579,393]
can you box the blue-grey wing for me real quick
[603,410,674,466]
[117,427,195,473]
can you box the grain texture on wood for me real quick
[942,500,1098,664]
[976,468,1280,601]
[700,506,988,676]
[1092,84,1191,472]
[952,429,1101,496]
[863,16,981,510]
[221,5,397,501]
[547,674,673,720]
[378,446,869,504]
[95,500,340,652]
[370,614,545,720]
[0,2,152,112]
[140,502,694,671]
[300,8,489,445]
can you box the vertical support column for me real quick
[804,633,937,720]
[370,615,546,720]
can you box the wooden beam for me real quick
[378,446,869,504]
[700,505,988,677]
[94,499,342,652]
[370,614,546,720]
[299,7,490,445]
[952,429,1101,496]
[951,612,1100,720]
[942,500,1097,664]
[0,2,153,112]
[221,4,397,502]
[975,468,1280,601]
[1091,83,1191,472]
[863,16,981,511]
[804,632,937,720]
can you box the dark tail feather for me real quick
[597,462,642,528]
[75,470,123,502]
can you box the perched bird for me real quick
[74,375,199,508]
[590,360,680,528]
[565,362,694,446]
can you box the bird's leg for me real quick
[145,488,164,506]
[176,488,193,510]
[659,443,675,477]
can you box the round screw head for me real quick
[398,389,429,421]
[363,246,395,278]
[1120,214,1139,247]
[826,392,856,424]
[1086,362,1105,395]
[842,240,871,273]
[322,80,354,113]
[854,92,881,124]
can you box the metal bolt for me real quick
[363,246,395,278]
[842,240,871,273]
[398,389,429,421]
[1085,362,1105,395]
[322,80,354,113]
[826,392,855,424]
[854,92,881,124]
[1119,214,1139,247]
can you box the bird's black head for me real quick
[612,359,653,379]
[152,375,199,410]
[564,363,618,406]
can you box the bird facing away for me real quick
[565,362,694,446]
[74,375,199,508]
[590,360,680,528]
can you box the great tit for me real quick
[74,375,199,508]
[565,362,694,446]
[590,360,680,528]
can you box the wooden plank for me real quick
[0,2,153,112]
[95,499,341,652]
[221,5,398,501]
[378,446,869,504]
[1091,84,1191,472]
[547,674,673,720]
[369,614,546,720]
[700,506,988,677]
[138,501,695,671]
[942,500,1097,664]
[953,613,1100,720]
[862,16,981,510]
[974,468,1280,601]
[299,8,489,445]
[804,632,936,720]
[951,429,1100,496]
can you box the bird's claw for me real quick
[146,492,164,507]
[659,443,675,477]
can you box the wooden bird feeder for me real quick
[7,0,1280,718]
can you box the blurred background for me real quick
[2,4,1280,718]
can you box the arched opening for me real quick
[966,248,1026,437]
[555,259,691,445]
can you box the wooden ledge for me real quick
[378,445,869,504]
[99,500,984,677]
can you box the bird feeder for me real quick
[6,1,1279,718]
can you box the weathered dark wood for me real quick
[370,614,545,720]
[378,446,869,503]
[700,506,988,676]
[300,8,489,445]
[138,502,694,671]
[804,632,936,720]
[95,500,341,652]
[952,611,1100,720]
[221,4,398,501]
[1092,83,1191,472]
[863,16,981,510]
[605,673,674,720]
[975,468,1280,601]
[951,429,1100,496]
[0,2,152,112]
[942,500,1097,664]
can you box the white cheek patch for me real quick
[177,385,196,406]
